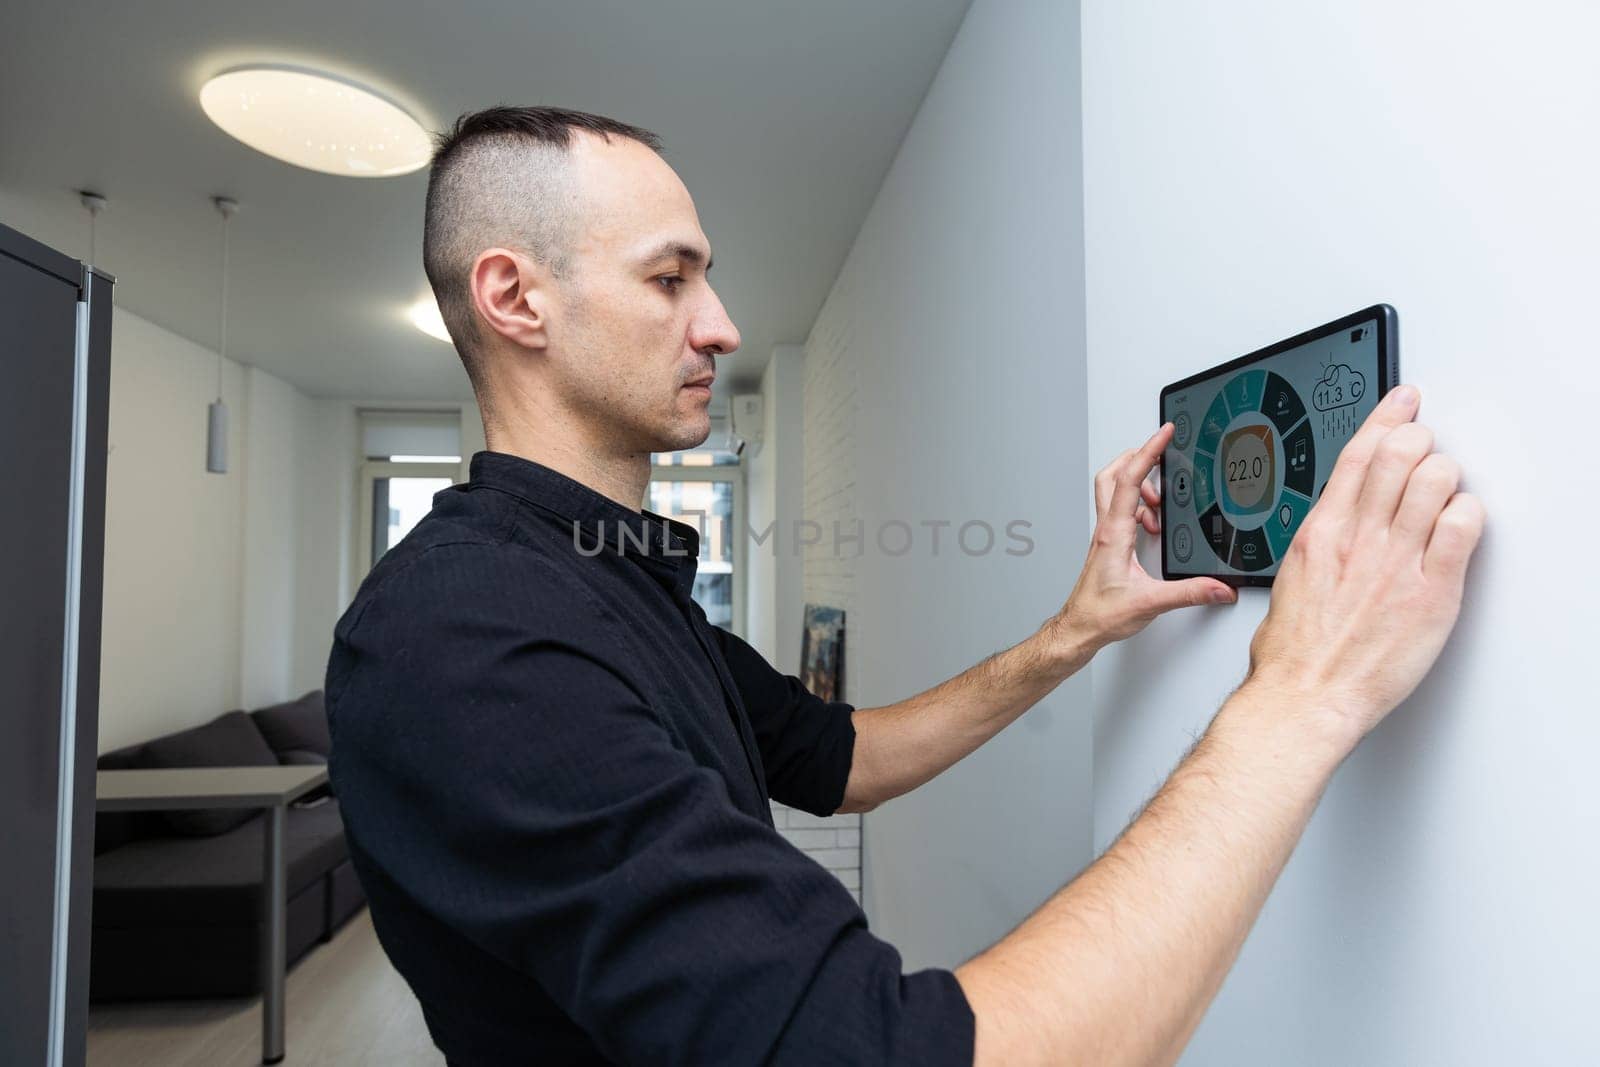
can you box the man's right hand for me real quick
[957,384,1487,1067]
[1243,384,1485,746]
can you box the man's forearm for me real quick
[954,683,1353,1067]
[832,421,1242,816]
[934,388,1479,1064]
[837,617,1099,813]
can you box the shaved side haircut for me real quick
[422,106,663,399]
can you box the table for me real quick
[96,765,330,1065]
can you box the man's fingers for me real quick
[1391,453,1461,552]
[1317,385,1422,516]
[1137,484,1162,532]
[1424,492,1486,581]
[1094,448,1137,517]
[1152,576,1237,612]
[1354,422,1434,537]
[1107,423,1175,525]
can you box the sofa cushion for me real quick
[91,879,329,1001]
[251,690,331,759]
[92,800,351,928]
[140,710,279,836]
[98,742,146,769]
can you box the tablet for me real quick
[1159,304,1399,586]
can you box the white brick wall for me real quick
[779,0,1094,972]
[766,310,863,901]
[770,803,861,900]
[800,308,859,615]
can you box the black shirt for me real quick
[325,451,975,1065]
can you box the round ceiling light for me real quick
[200,65,431,177]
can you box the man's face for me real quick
[544,133,740,455]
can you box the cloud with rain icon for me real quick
[1313,363,1366,411]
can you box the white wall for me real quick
[1082,3,1600,1063]
[745,372,778,661]
[239,366,301,708]
[802,0,1091,970]
[98,308,361,750]
[741,344,861,895]
[291,395,357,694]
[100,308,246,751]
[744,346,805,675]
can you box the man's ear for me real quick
[469,248,551,351]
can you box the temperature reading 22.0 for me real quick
[1221,425,1275,513]
[1227,456,1265,483]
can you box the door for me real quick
[0,227,110,1067]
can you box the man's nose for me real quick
[692,288,741,357]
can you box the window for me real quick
[648,464,744,635]
[651,449,740,467]
[357,410,462,573]
[360,462,458,571]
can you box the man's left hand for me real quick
[1050,423,1236,656]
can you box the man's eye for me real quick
[657,275,684,291]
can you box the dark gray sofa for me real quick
[90,691,365,1001]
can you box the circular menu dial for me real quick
[1189,369,1316,572]
[1222,426,1273,511]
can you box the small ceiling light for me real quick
[199,64,430,177]
[407,297,452,343]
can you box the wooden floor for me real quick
[87,910,443,1067]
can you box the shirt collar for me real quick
[468,451,701,597]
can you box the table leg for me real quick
[261,804,287,1064]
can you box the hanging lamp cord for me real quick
[217,210,230,402]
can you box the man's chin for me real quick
[652,413,712,454]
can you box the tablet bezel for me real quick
[1158,303,1400,587]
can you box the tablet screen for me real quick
[1160,306,1396,584]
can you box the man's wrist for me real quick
[1217,678,1363,774]
[1037,609,1105,676]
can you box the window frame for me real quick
[648,464,746,638]
[356,459,462,575]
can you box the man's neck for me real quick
[482,400,651,513]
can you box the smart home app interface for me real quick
[1161,318,1382,578]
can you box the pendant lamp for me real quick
[207,196,238,474]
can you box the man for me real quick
[326,106,1484,1065]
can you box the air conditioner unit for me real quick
[701,401,734,454]
[729,393,764,457]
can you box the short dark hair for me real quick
[422,106,663,396]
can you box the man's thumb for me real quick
[1161,577,1237,610]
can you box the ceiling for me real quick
[0,0,970,401]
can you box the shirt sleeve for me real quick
[710,624,859,817]
[328,545,974,1067]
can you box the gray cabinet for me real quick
[0,222,112,1067]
